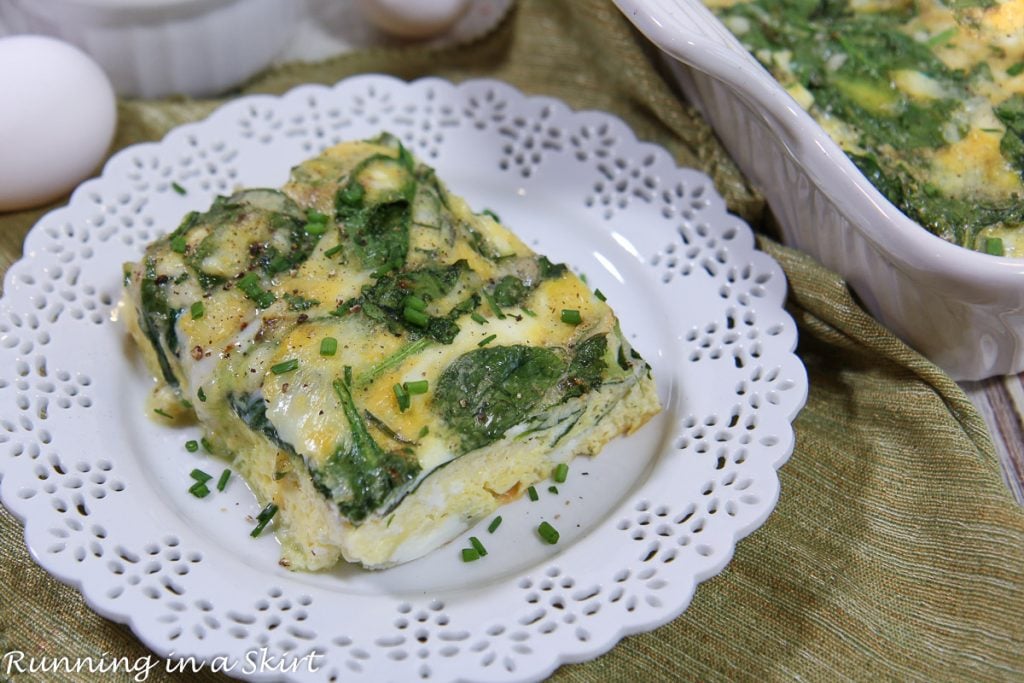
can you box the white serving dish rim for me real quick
[613,0,1024,288]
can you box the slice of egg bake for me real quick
[123,134,660,570]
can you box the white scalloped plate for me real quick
[0,76,807,682]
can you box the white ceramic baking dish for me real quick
[615,0,1024,381]
[0,0,297,98]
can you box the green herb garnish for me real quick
[403,306,429,328]
[250,503,278,537]
[561,309,582,325]
[237,272,276,309]
[528,485,539,502]
[216,469,232,492]
[469,536,488,557]
[393,383,410,412]
[185,440,199,453]
[271,358,299,375]
[537,521,560,544]
[477,334,497,347]
[171,181,187,195]
[553,462,569,483]
[320,337,338,357]
[487,516,502,533]
[404,379,429,395]
[461,548,481,562]
[188,482,210,498]
[190,301,204,320]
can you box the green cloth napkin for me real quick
[2,1,1022,681]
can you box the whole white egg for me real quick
[356,0,471,39]
[0,35,117,212]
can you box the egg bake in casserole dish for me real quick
[122,133,660,570]
[705,0,1024,257]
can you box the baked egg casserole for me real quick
[123,134,660,570]
[706,0,1024,257]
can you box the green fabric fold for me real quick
[1,1,1021,681]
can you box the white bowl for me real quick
[615,0,1024,381]
[0,0,298,98]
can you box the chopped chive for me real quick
[393,383,410,412]
[482,208,501,222]
[180,398,193,409]
[237,272,276,308]
[344,365,353,387]
[216,469,232,492]
[461,548,481,562]
[171,181,187,195]
[273,470,288,481]
[561,309,582,325]
[250,503,278,538]
[470,312,488,325]
[594,288,606,302]
[548,485,559,494]
[324,244,344,258]
[404,379,429,395]
[553,462,569,483]
[403,306,429,328]
[521,307,537,317]
[418,425,430,439]
[169,235,187,253]
[487,516,502,533]
[306,209,328,223]
[478,334,497,347]
[926,27,956,48]
[188,482,210,498]
[185,440,199,453]
[469,536,488,557]
[405,295,427,312]
[386,514,395,528]
[190,468,213,484]
[527,485,539,502]
[271,358,299,375]
[190,300,204,320]
[985,237,1005,256]
[482,291,506,320]
[538,521,560,544]
[153,408,174,420]
[197,387,207,402]
[320,337,338,357]
[579,272,588,284]
[303,221,328,236]
[1009,62,1024,77]
[201,437,213,454]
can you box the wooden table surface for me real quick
[963,376,1024,504]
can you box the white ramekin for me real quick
[0,0,298,98]
[615,0,1024,381]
